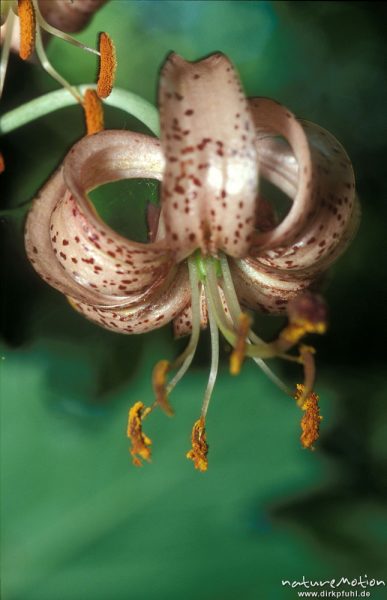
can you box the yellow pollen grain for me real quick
[152,360,174,415]
[295,384,323,450]
[83,89,104,135]
[186,417,208,472]
[97,32,116,98]
[127,401,152,467]
[18,0,36,60]
[230,313,251,375]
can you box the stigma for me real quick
[128,251,327,471]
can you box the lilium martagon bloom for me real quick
[25,52,360,471]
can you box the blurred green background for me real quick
[1,2,387,599]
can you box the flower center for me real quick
[128,251,326,471]
[127,255,327,470]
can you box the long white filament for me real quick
[201,282,219,419]
[0,8,15,97]
[166,257,201,394]
[219,254,263,340]
[206,258,273,358]
[34,25,82,102]
[219,254,293,396]
[32,0,100,56]
[204,259,236,345]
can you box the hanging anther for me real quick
[127,401,152,466]
[18,0,36,60]
[97,32,116,98]
[186,417,209,472]
[295,384,323,450]
[83,88,104,135]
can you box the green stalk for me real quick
[0,85,159,136]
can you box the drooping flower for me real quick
[24,53,360,469]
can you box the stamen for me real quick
[205,257,275,359]
[152,359,174,415]
[204,258,236,346]
[230,312,252,375]
[127,401,152,466]
[186,417,208,472]
[200,288,219,419]
[219,255,247,321]
[97,32,116,99]
[83,88,104,135]
[166,257,201,394]
[18,0,36,60]
[219,254,292,395]
[295,384,322,449]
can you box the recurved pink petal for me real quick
[248,98,314,250]
[25,130,173,305]
[69,264,190,334]
[230,109,359,314]
[230,257,316,315]
[25,167,115,306]
[159,52,258,261]
[248,113,359,273]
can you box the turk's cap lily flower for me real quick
[24,52,360,469]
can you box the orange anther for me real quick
[96,32,116,98]
[127,401,152,467]
[18,0,36,61]
[186,417,208,472]
[295,384,323,450]
[83,89,104,135]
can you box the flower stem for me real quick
[0,86,160,136]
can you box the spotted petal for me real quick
[25,130,173,307]
[229,257,317,314]
[248,98,315,251]
[159,52,258,261]
[229,101,359,313]
[249,100,359,271]
[69,264,191,334]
